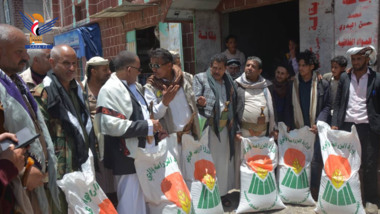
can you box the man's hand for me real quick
[162,85,179,106]
[197,96,206,107]
[331,126,339,130]
[235,133,242,143]
[269,130,279,141]
[152,119,163,133]
[310,124,318,134]
[0,144,26,172]
[26,166,46,191]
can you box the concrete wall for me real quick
[300,0,379,73]
[334,0,379,62]
[299,0,334,74]
[194,10,221,73]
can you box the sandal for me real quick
[221,196,232,207]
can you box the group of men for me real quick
[0,22,380,214]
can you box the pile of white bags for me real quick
[57,150,117,214]
[135,134,195,214]
[181,128,224,214]
[315,121,365,214]
[236,136,286,213]
[277,122,316,205]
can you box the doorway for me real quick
[227,1,299,80]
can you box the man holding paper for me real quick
[0,24,59,214]
[95,50,162,214]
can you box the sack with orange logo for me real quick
[181,128,224,214]
[135,134,195,214]
[315,121,365,214]
[236,136,286,213]
[57,150,117,214]
[277,122,316,205]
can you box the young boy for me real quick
[324,56,347,116]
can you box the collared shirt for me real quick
[215,80,227,115]
[122,81,154,138]
[145,83,191,132]
[83,81,97,121]
[345,69,369,124]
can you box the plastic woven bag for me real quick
[236,136,286,213]
[181,127,224,214]
[56,150,117,214]
[315,121,365,214]
[277,122,316,205]
[135,134,195,214]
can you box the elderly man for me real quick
[20,45,51,89]
[33,45,98,213]
[82,56,115,202]
[0,24,59,214]
[332,46,380,214]
[226,58,242,80]
[95,50,162,213]
[144,48,200,148]
[193,53,238,207]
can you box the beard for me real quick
[353,63,367,72]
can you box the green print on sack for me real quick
[322,180,356,206]
[248,173,276,195]
[197,183,221,209]
[146,156,178,181]
[281,168,309,189]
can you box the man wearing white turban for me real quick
[332,46,380,214]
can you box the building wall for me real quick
[216,0,293,13]
[97,0,172,59]
[182,22,195,74]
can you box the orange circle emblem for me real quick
[161,172,192,213]
[325,155,351,189]
[194,159,216,190]
[284,148,305,174]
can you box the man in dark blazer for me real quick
[95,51,162,214]
[332,46,380,214]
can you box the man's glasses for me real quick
[149,62,169,69]
[128,66,143,72]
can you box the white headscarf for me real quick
[346,45,377,65]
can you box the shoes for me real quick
[221,196,232,207]
[365,202,378,214]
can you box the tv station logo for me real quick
[20,12,58,49]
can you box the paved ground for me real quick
[221,190,380,214]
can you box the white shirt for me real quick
[122,81,154,137]
[242,88,269,124]
[222,49,246,73]
[145,86,192,132]
[344,69,369,124]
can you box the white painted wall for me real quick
[300,0,335,74]
[335,0,378,65]
[194,10,221,73]
[300,0,379,73]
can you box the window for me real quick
[4,0,10,24]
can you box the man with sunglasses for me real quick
[144,48,200,154]
[95,50,162,214]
